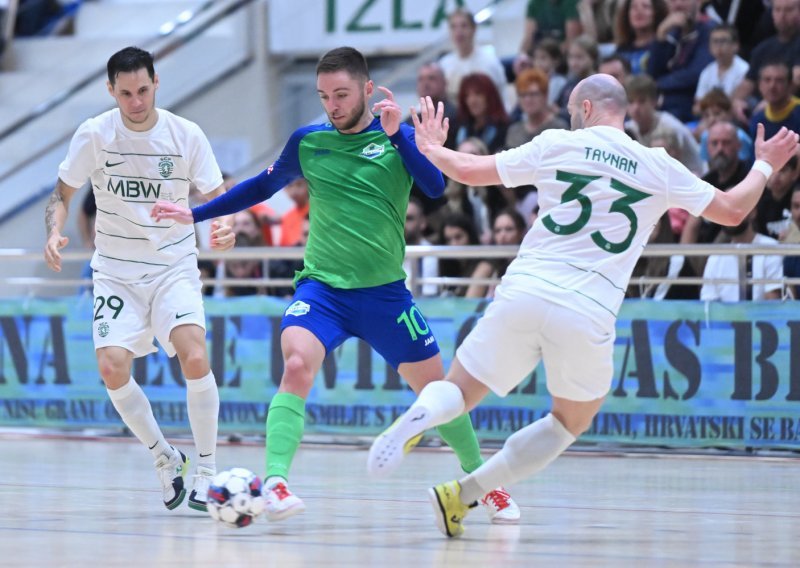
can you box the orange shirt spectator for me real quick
[279,178,310,246]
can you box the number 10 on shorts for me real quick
[396,306,430,341]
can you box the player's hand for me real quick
[44,232,69,272]
[754,124,800,173]
[410,96,449,155]
[151,200,194,224]
[372,86,402,137]
[210,221,235,251]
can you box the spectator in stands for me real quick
[465,209,527,299]
[269,216,309,298]
[701,0,769,60]
[403,197,438,297]
[438,212,481,297]
[756,156,799,238]
[278,177,309,247]
[694,24,750,112]
[732,0,800,123]
[625,74,704,174]
[505,69,568,149]
[577,0,618,46]
[694,89,754,164]
[628,213,699,299]
[681,120,750,273]
[454,73,509,154]
[780,185,800,297]
[700,209,784,301]
[598,54,632,85]
[515,0,582,76]
[648,0,716,122]
[613,0,670,75]
[555,35,600,119]
[750,59,800,141]
[531,38,568,106]
[439,8,507,105]
[406,62,458,150]
[225,232,266,297]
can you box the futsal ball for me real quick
[206,468,265,528]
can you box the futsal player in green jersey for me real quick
[152,47,520,523]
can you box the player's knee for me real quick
[282,353,313,385]
[178,348,208,378]
[97,353,128,387]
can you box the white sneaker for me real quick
[367,409,428,478]
[481,487,520,524]
[264,480,306,521]
[188,465,216,512]
[154,447,189,510]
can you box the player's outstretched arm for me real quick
[701,124,800,226]
[151,200,194,224]
[44,179,78,272]
[411,96,500,187]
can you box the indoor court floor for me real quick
[0,435,798,567]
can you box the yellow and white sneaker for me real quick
[428,480,476,538]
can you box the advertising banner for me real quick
[1,296,799,449]
[268,0,494,56]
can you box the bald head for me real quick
[568,74,628,130]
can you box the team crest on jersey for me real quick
[97,321,110,338]
[285,300,311,317]
[158,157,174,178]
[361,143,384,160]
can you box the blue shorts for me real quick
[280,279,440,369]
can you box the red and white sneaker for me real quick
[264,480,306,521]
[481,487,520,524]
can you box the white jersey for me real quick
[495,126,716,325]
[58,108,223,281]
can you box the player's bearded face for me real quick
[333,91,367,132]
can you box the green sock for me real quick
[265,392,306,480]
[436,413,484,473]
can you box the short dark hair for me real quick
[711,23,739,43]
[107,46,155,85]
[316,47,369,81]
[601,54,632,75]
[625,74,658,101]
[759,58,792,82]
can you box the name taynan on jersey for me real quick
[583,146,638,175]
[106,179,161,199]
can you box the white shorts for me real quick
[456,283,615,401]
[92,255,206,358]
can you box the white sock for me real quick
[265,476,286,488]
[107,378,168,458]
[186,371,219,469]
[408,381,466,431]
[460,414,576,504]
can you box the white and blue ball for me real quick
[206,468,265,528]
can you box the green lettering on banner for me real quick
[326,0,335,33]
[393,0,423,30]
[346,0,381,32]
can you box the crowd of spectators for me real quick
[193,1,800,301]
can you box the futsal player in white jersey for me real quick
[367,74,800,538]
[44,47,234,512]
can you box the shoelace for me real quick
[271,482,292,500]
[483,488,511,510]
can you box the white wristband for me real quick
[752,160,773,180]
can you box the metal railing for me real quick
[4,243,800,299]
